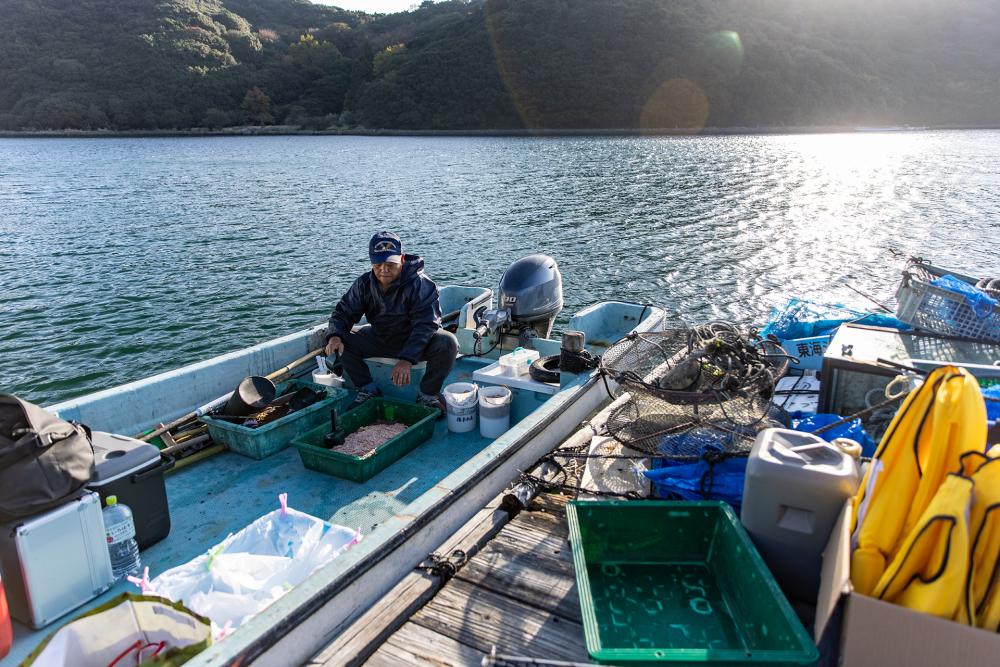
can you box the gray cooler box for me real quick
[0,491,114,628]
[87,431,173,550]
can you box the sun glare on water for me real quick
[727,131,938,307]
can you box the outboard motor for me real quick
[474,254,563,348]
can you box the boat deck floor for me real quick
[370,490,586,666]
[322,489,589,666]
[8,358,551,664]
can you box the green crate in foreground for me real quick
[566,500,819,666]
[291,397,438,482]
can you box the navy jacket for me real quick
[327,255,442,363]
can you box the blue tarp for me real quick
[761,298,909,341]
[790,413,877,457]
[985,385,1000,422]
[646,429,752,509]
[930,274,998,319]
[645,449,747,510]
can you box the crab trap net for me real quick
[599,322,790,462]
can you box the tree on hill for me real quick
[241,86,273,124]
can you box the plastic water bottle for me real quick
[102,495,141,581]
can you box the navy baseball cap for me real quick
[369,231,403,264]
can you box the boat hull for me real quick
[10,297,665,666]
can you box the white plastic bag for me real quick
[145,494,360,635]
[26,593,211,667]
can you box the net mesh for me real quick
[600,323,789,457]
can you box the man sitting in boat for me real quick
[323,231,456,412]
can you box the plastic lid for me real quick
[106,495,118,506]
[89,431,161,482]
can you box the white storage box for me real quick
[497,348,540,378]
[0,491,114,628]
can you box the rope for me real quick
[810,393,906,435]
[697,448,750,499]
[516,458,644,500]
[559,347,600,374]
[416,549,468,579]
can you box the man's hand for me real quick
[325,336,344,357]
[391,360,413,387]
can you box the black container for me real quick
[223,376,277,417]
[86,431,173,550]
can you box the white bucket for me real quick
[312,370,344,388]
[443,382,478,433]
[479,385,512,438]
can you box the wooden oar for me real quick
[264,348,327,383]
[136,347,324,441]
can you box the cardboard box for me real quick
[815,502,1000,666]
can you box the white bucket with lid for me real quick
[479,385,512,438]
[312,355,344,388]
[443,382,478,433]
[312,370,344,388]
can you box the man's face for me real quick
[372,260,402,287]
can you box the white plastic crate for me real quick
[895,262,1000,343]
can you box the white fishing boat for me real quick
[5,256,665,665]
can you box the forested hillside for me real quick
[1,0,998,131]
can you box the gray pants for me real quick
[340,325,458,396]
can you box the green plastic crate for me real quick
[199,380,349,460]
[291,397,438,482]
[566,500,819,666]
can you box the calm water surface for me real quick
[2,132,998,404]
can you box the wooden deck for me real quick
[309,489,588,667]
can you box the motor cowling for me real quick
[498,254,563,339]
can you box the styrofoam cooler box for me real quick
[0,491,113,628]
[771,372,820,415]
[87,431,172,550]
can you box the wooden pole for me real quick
[160,433,211,457]
[264,348,326,382]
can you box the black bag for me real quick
[0,394,95,522]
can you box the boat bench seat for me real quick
[365,357,427,370]
[359,357,429,401]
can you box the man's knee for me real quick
[343,326,376,355]
[427,330,458,358]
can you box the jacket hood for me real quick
[398,254,425,285]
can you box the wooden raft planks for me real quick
[309,498,512,666]
[365,621,486,667]
[409,578,588,663]
[363,491,587,666]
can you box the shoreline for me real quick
[1,124,996,139]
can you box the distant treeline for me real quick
[1,0,998,131]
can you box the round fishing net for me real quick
[600,323,790,457]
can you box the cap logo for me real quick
[372,240,399,253]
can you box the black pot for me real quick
[223,376,276,416]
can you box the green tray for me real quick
[291,397,438,482]
[566,500,818,666]
[200,380,349,460]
